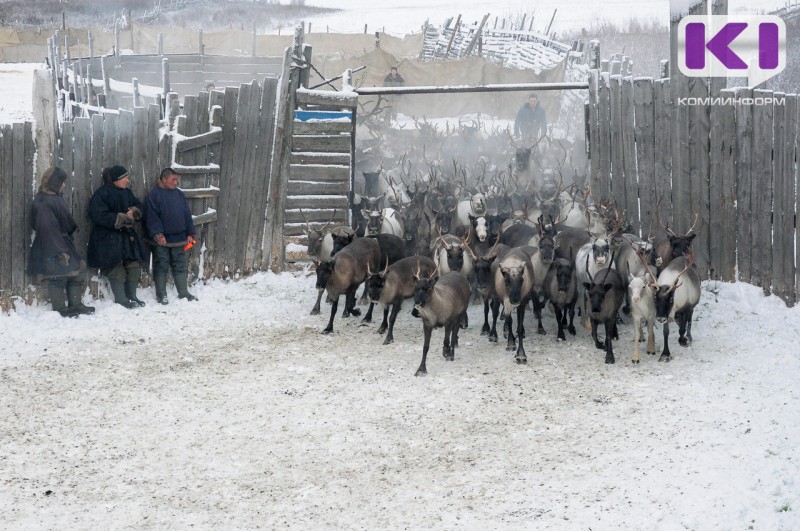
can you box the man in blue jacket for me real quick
[514,92,547,144]
[144,167,197,304]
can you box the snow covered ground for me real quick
[2,1,799,528]
[1,271,799,528]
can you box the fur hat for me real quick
[39,166,68,194]
[103,165,129,185]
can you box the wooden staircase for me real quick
[284,110,353,265]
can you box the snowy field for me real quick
[2,1,800,528]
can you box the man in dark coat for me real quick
[514,92,547,144]
[28,167,95,317]
[383,66,405,120]
[143,167,197,304]
[87,165,146,308]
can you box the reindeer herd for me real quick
[303,125,703,375]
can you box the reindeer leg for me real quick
[685,308,694,344]
[489,299,500,343]
[659,321,671,362]
[361,301,375,323]
[442,324,453,360]
[534,296,546,335]
[554,304,566,342]
[481,297,491,336]
[567,301,576,336]
[377,306,389,335]
[591,319,604,350]
[515,304,527,363]
[322,295,338,334]
[357,282,369,306]
[311,288,324,315]
[416,324,432,376]
[383,301,403,345]
[646,318,656,355]
[452,322,461,358]
[604,319,615,364]
[678,310,690,347]
[505,311,516,352]
[346,286,361,317]
[632,317,641,364]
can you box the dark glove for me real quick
[128,206,142,221]
[114,212,134,229]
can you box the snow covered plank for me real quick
[182,186,220,199]
[284,208,348,225]
[287,180,349,195]
[285,195,349,210]
[292,134,351,153]
[192,209,217,226]
[172,163,221,174]
[295,88,358,108]
[174,128,223,153]
[0,125,12,293]
[291,151,350,165]
[293,121,352,135]
[290,164,349,182]
[708,89,737,283]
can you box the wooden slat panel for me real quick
[0,125,13,293]
[609,75,625,210]
[708,89,737,282]
[293,121,352,135]
[688,76,711,279]
[131,106,149,205]
[620,76,639,234]
[248,77,279,272]
[772,93,794,304]
[102,111,118,168]
[116,110,134,176]
[285,195,349,210]
[22,122,34,292]
[653,79,672,223]
[289,164,349,182]
[90,113,105,192]
[587,69,599,188]
[783,95,798,306]
[291,134,351,153]
[232,81,260,272]
[287,180,350,195]
[595,72,611,201]
[751,89,774,295]
[735,87,753,283]
[71,118,92,255]
[10,123,26,293]
[633,78,656,237]
[60,121,74,183]
[291,152,350,165]
[213,86,240,277]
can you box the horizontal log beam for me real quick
[286,195,349,210]
[355,81,589,96]
[292,135,351,153]
[288,180,350,195]
[291,152,350,165]
[290,164,350,182]
[182,186,220,199]
[192,209,217,225]
[296,88,358,108]
[175,129,222,153]
[173,163,220,175]
[285,208,348,224]
[293,121,352,135]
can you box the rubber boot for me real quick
[47,280,75,317]
[66,282,95,316]
[154,274,169,305]
[174,273,197,301]
[125,281,146,307]
[109,279,137,309]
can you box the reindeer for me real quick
[365,256,437,345]
[491,248,535,363]
[654,256,701,362]
[411,268,471,376]
[544,254,578,342]
[628,273,657,364]
[582,252,626,364]
[301,209,353,315]
[654,197,700,273]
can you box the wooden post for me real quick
[162,57,170,98]
[299,44,312,89]
[199,29,204,55]
[735,87,753,283]
[101,55,111,108]
[88,30,94,61]
[600,59,609,73]
[133,78,140,108]
[252,22,257,56]
[545,9,557,35]
[445,14,462,58]
[364,24,368,34]
[660,60,669,79]
[751,89,774,294]
[114,21,120,57]
[158,32,163,56]
[633,78,657,236]
[462,13,490,57]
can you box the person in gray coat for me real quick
[28,167,95,317]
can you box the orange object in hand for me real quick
[183,240,196,251]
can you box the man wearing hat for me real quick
[87,165,147,309]
[383,65,405,120]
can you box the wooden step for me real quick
[294,121,352,135]
[285,208,348,224]
[287,180,349,195]
[292,134,351,153]
[290,164,349,182]
[291,151,350,165]
[286,195,349,210]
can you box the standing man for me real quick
[144,167,197,304]
[383,65,405,120]
[514,92,547,144]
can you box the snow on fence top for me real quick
[422,15,572,72]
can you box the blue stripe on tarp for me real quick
[294,110,353,121]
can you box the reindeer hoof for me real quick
[382,336,393,345]
[679,337,689,347]
[595,341,605,350]
[515,356,527,364]
[647,350,656,356]
[321,328,333,335]
[605,357,615,364]
[377,326,387,334]
[632,359,639,364]
[488,334,498,343]
[350,308,361,317]
[506,344,516,352]
[638,337,645,343]
[537,328,546,336]
[567,325,576,336]
[361,317,372,324]
[658,355,671,362]
[310,308,320,316]
[415,368,427,377]
[557,333,566,342]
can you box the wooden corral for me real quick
[586,15,799,307]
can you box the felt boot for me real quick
[47,279,75,317]
[154,274,169,305]
[66,282,95,315]
[125,281,146,307]
[174,273,197,301]
[109,279,137,309]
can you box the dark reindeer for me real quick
[411,267,471,376]
[582,252,626,364]
[654,255,701,362]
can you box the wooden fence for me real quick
[587,69,799,306]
